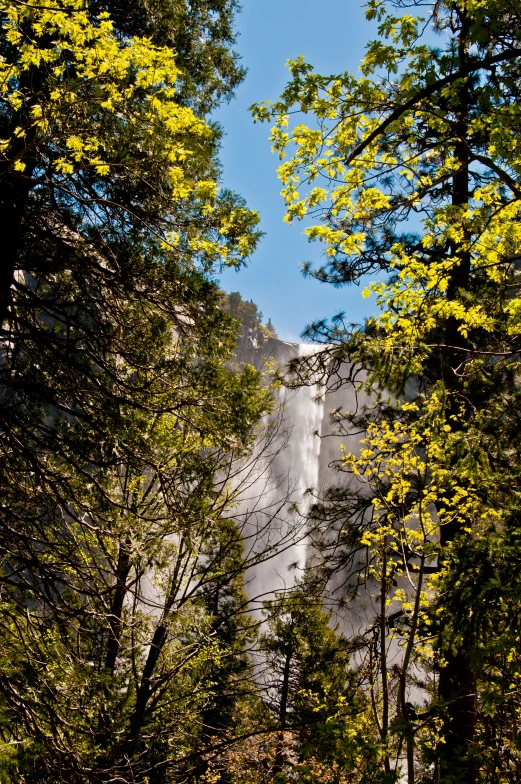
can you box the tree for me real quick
[0,327,276,781]
[258,582,378,783]
[0,1,278,780]
[95,0,246,115]
[0,0,262,537]
[265,319,278,339]
[0,0,260,418]
[185,518,258,784]
[254,0,521,780]
[220,291,277,365]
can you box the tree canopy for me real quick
[254,0,521,780]
[5,0,521,782]
[0,1,274,780]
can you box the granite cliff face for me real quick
[231,334,368,604]
[220,292,372,604]
[230,318,424,719]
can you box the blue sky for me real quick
[214,0,381,342]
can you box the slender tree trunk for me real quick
[380,539,392,779]
[273,641,292,778]
[398,554,426,784]
[437,8,477,783]
[104,540,131,675]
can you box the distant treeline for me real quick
[221,290,278,365]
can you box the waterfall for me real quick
[234,341,324,607]
[237,339,374,617]
[274,343,324,576]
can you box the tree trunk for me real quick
[437,8,477,782]
[0,177,32,330]
[273,641,292,778]
[104,540,131,675]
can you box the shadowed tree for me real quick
[253,0,521,780]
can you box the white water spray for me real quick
[236,342,324,606]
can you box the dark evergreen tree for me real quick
[0,1,271,780]
[254,0,521,780]
[189,518,257,784]
[259,583,377,782]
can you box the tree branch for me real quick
[345,48,521,165]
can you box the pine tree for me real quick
[265,319,278,339]
[188,518,257,784]
[259,583,377,782]
[0,1,272,780]
[254,1,521,780]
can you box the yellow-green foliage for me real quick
[1,0,259,266]
[254,0,521,777]
[252,2,521,361]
